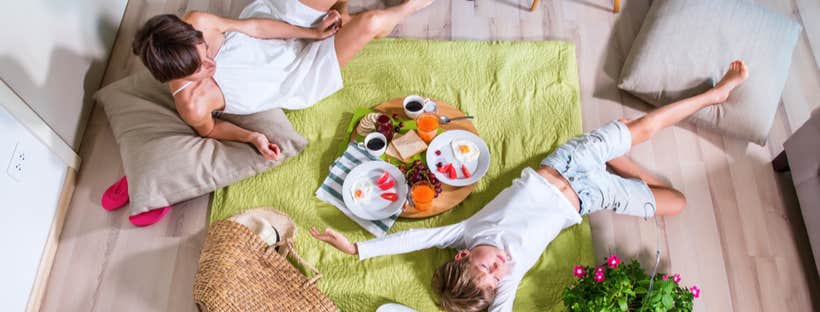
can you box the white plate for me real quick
[426,130,490,187]
[342,161,408,220]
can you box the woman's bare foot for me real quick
[374,0,435,37]
[709,60,749,104]
[403,0,435,12]
[332,1,351,25]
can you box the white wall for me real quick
[0,103,67,312]
[0,0,128,150]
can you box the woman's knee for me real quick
[354,10,384,36]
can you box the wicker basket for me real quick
[193,209,337,312]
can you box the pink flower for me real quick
[672,274,681,284]
[595,266,605,274]
[594,272,606,283]
[662,275,669,281]
[606,255,621,269]
[690,285,701,298]
[573,265,586,279]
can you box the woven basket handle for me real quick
[266,239,323,287]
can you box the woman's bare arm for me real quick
[181,111,281,160]
[184,11,340,40]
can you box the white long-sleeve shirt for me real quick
[357,168,582,312]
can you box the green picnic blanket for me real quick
[210,39,595,311]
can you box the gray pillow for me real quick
[96,71,308,215]
[618,0,801,145]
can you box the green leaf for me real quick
[618,297,628,311]
[662,295,674,309]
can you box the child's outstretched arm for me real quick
[311,223,465,260]
[310,227,359,255]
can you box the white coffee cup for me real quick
[359,132,387,157]
[403,95,428,119]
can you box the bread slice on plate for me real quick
[392,131,427,160]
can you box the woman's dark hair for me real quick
[132,14,204,82]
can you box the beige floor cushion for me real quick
[618,0,801,145]
[97,71,308,215]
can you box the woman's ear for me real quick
[454,249,470,260]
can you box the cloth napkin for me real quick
[315,142,401,237]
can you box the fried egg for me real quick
[451,139,480,163]
[351,179,373,205]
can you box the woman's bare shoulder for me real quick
[174,95,211,123]
[183,11,233,33]
[183,11,215,28]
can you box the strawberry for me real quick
[461,164,472,178]
[378,179,395,190]
[377,171,391,185]
[381,192,398,202]
[448,164,457,179]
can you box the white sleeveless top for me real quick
[212,0,343,115]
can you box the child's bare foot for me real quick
[710,60,749,104]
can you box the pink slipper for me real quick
[129,206,172,227]
[101,176,129,211]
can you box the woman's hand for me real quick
[310,227,358,255]
[311,10,341,39]
[249,132,281,161]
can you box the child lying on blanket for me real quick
[312,61,748,312]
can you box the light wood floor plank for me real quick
[795,0,820,66]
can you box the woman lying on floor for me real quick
[132,0,433,160]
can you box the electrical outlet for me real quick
[6,143,25,182]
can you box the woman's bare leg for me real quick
[333,0,434,67]
[299,0,341,12]
[625,60,749,146]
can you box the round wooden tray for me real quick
[351,98,478,218]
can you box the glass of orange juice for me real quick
[411,181,435,211]
[416,113,440,143]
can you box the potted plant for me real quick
[563,255,700,311]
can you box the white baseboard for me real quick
[25,168,76,312]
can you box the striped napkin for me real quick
[315,142,401,237]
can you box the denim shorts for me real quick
[541,121,657,218]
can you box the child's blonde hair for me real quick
[431,258,495,312]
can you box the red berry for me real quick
[435,150,441,155]
[392,113,399,119]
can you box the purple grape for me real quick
[436,162,443,168]
[392,113,399,120]
[398,122,404,128]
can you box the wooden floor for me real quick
[42,0,820,311]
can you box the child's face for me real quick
[455,245,510,289]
